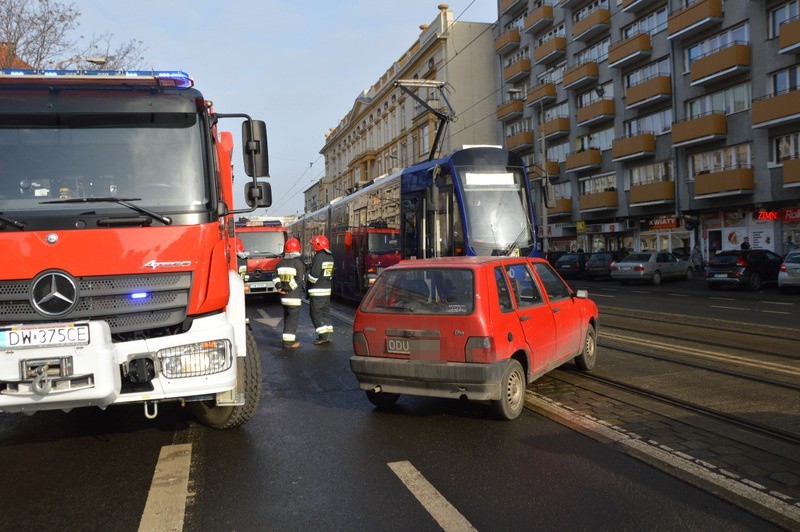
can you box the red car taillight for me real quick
[736,259,748,267]
[780,264,787,272]
[465,336,495,363]
[633,265,645,272]
[353,331,370,356]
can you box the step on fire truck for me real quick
[0,69,271,428]
[235,220,287,296]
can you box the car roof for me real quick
[385,256,549,270]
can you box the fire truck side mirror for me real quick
[242,120,269,178]
[245,181,272,208]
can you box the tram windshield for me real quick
[456,167,533,256]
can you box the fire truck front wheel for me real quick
[189,327,262,429]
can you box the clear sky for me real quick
[70,1,498,217]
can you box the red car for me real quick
[350,256,599,420]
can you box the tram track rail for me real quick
[556,367,800,448]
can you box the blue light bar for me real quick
[131,292,149,300]
[0,69,193,88]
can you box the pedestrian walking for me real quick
[690,243,704,272]
[274,238,305,349]
[308,234,334,345]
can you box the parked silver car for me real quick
[778,251,800,294]
[610,252,693,285]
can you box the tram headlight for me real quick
[158,339,232,378]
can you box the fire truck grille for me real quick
[0,272,192,336]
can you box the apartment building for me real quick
[496,0,800,258]
[314,5,496,212]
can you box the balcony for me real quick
[500,0,525,16]
[672,112,726,147]
[630,181,674,206]
[548,198,572,216]
[752,89,800,129]
[497,99,524,121]
[621,0,658,13]
[625,75,672,110]
[534,37,567,65]
[667,0,723,41]
[563,61,599,90]
[542,116,571,139]
[565,149,602,173]
[779,16,800,54]
[693,166,754,198]
[559,0,584,7]
[527,82,557,107]
[572,8,611,42]
[495,28,521,55]
[507,130,535,151]
[579,190,618,211]
[608,33,651,69]
[612,132,656,162]
[503,58,531,83]
[544,160,560,177]
[524,4,554,35]
[576,99,615,127]
[689,43,750,86]
[783,157,800,187]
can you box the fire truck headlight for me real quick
[158,340,232,378]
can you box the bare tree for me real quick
[0,0,147,70]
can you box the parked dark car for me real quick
[554,253,589,279]
[585,251,626,281]
[705,249,784,290]
[545,250,567,267]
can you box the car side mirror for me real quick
[245,181,272,208]
[574,289,589,299]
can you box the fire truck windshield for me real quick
[0,112,208,215]
[457,167,533,256]
[238,231,285,257]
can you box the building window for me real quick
[577,82,613,108]
[771,65,800,95]
[630,161,673,187]
[538,24,565,46]
[624,108,672,136]
[689,143,752,177]
[770,1,800,39]
[773,132,800,162]
[579,172,616,195]
[574,37,611,64]
[576,126,614,152]
[685,82,751,118]
[419,123,430,156]
[574,0,608,23]
[625,57,670,88]
[537,61,566,86]
[621,6,668,39]
[546,140,570,163]
[685,24,750,70]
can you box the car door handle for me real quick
[519,315,530,321]
[552,307,560,313]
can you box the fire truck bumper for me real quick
[0,321,120,414]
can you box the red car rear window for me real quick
[361,268,474,315]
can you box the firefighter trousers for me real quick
[309,295,333,341]
[282,304,301,345]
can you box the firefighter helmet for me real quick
[311,235,329,252]
[285,238,301,253]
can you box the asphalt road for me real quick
[0,291,789,530]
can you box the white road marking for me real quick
[761,300,794,306]
[668,293,689,297]
[388,461,476,532]
[587,293,615,298]
[710,305,748,311]
[138,443,192,532]
[762,310,790,315]
[709,297,735,301]
[253,308,282,327]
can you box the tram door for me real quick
[402,193,424,259]
[427,183,455,258]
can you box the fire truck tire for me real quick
[189,327,262,429]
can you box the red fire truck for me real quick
[0,69,271,428]
[235,220,288,296]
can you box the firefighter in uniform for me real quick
[274,238,305,349]
[308,234,334,345]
